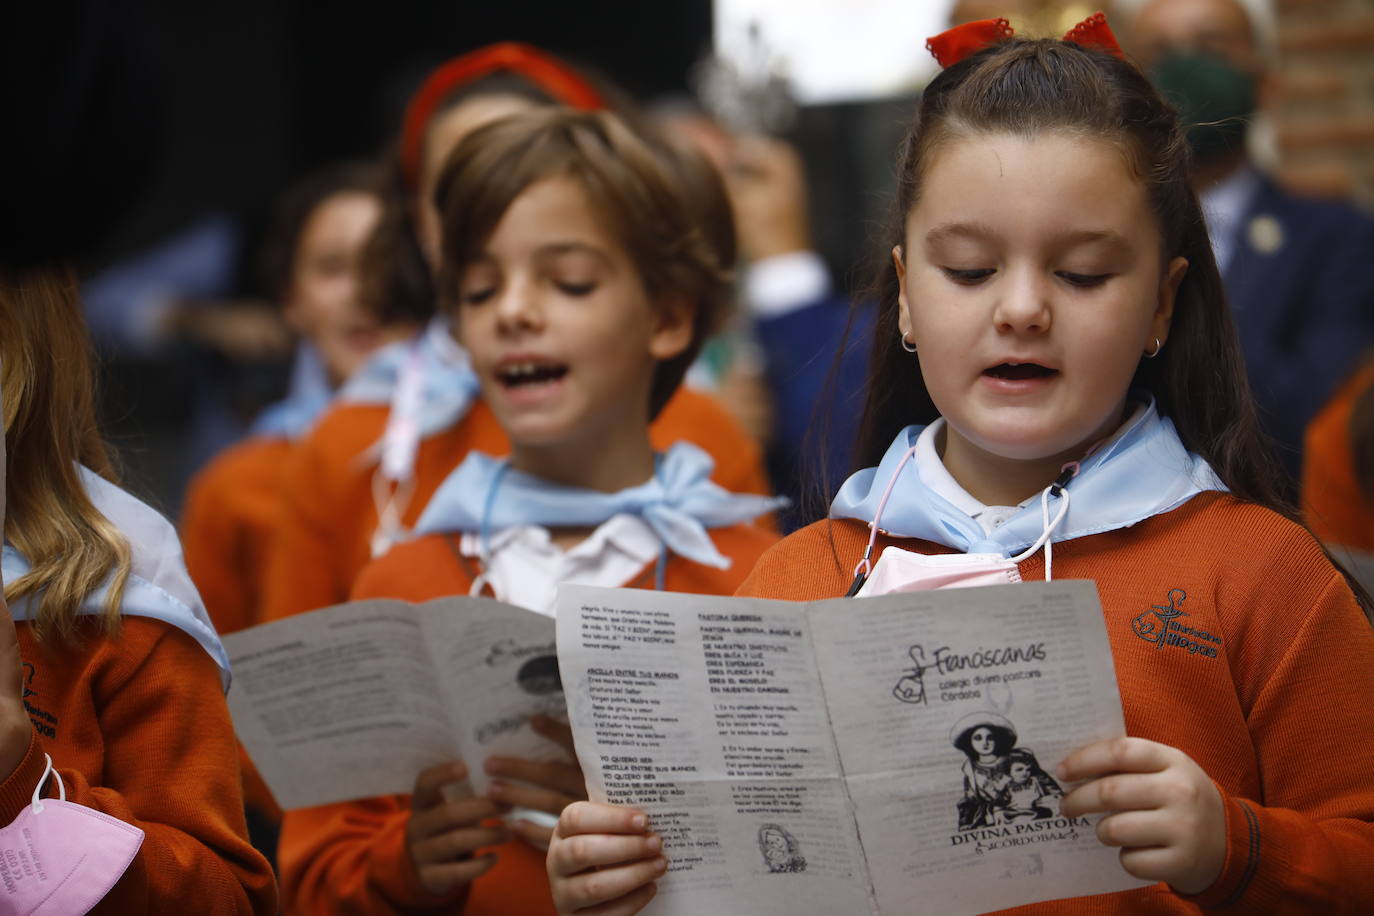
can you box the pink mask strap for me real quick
[847,444,920,596]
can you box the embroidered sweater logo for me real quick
[1130,588,1222,659]
[20,662,59,738]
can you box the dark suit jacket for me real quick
[756,295,876,530]
[1224,175,1374,480]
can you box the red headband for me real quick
[399,42,607,192]
[926,11,1124,69]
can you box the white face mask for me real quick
[0,755,144,915]
[855,548,1022,597]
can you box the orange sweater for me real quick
[262,390,772,624]
[1,617,278,914]
[278,523,778,916]
[181,434,294,825]
[1303,362,1374,550]
[736,492,1374,914]
[182,435,294,638]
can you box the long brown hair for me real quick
[854,37,1290,516]
[432,108,735,419]
[0,266,131,639]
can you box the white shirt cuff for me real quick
[744,251,831,318]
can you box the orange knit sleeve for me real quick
[0,621,278,914]
[278,795,468,916]
[1303,367,1374,551]
[181,451,257,637]
[1192,567,1374,910]
[260,428,354,623]
[733,520,855,600]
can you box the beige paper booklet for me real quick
[556,580,1147,916]
[224,597,563,809]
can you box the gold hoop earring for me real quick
[1145,337,1162,359]
[900,333,918,354]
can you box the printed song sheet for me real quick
[556,580,1146,916]
[225,597,565,809]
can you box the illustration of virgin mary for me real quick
[950,712,1018,831]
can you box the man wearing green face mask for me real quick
[1124,0,1374,488]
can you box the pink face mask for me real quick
[855,547,1022,597]
[0,755,143,915]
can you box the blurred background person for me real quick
[181,160,403,642]
[1118,0,1374,488]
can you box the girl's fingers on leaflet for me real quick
[487,757,586,797]
[412,761,469,809]
[412,825,511,865]
[551,832,663,874]
[409,796,503,840]
[418,854,499,893]
[1060,773,1159,818]
[1058,737,1170,781]
[562,857,667,911]
[558,801,648,838]
[1117,846,1187,884]
[571,881,658,916]
[1094,809,1175,850]
[489,778,573,814]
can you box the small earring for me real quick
[1145,337,1163,359]
[900,333,918,354]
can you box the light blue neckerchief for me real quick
[6,468,231,690]
[338,315,482,442]
[830,399,1226,557]
[413,442,785,571]
[248,341,333,441]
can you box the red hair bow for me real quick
[926,11,1125,69]
[400,42,606,192]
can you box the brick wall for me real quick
[1274,0,1374,205]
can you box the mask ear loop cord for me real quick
[470,461,513,599]
[846,444,920,597]
[1009,462,1080,581]
[31,754,66,813]
[368,338,429,558]
[370,470,418,559]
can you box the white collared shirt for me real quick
[913,420,1031,537]
[459,514,662,616]
[743,250,831,318]
[1199,165,1261,273]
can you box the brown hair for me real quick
[259,160,384,302]
[854,37,1290,515]
[0,266,131,640]
[358,81,559,327]
[359,57,633,328]
[432,107,735,417]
